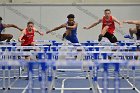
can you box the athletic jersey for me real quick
[21,28,34,46]
[0,24,4,34]
[102,16,115,34]
[66,21,77,36]
[65,21,79,43]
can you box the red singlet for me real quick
[102,16,115,34]
[21,28,34,46]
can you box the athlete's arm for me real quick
[123,20,140,25]
[66,23,78,29]
[18,29,26,43]
[34,28,44,35]
[3,24,23,31]
[112,16,122,26]
[83,19,102,29]
[46,23,67,34]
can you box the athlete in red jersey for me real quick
[18,21,43,46]
[18,21,43,60]
[21,28,35,46]
[102,15,115,35]
[84,9,122,43]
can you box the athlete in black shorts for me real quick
[123,20,140,40]
[83,9,122,43]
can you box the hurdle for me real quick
[0,40,140,93]
[40,45,140,93]
[0,40,52,91]
[0,55,140,93]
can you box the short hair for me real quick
[104,9,111,12]
[27,21,34,25]
[0,17,3,20]
[67,14,75,18]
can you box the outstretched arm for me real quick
[34,28,44,35]
[18,29,26,43]
[46,23,67,34]
[3,24,23,31]
[112,16,122,27]
[83,19,102,30]
[35,30,44,35]
[123,20,140,25]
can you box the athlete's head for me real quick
[0,17,2,23]
[104,9,111,18]
[27,21,34,31]
[67,14,75,26]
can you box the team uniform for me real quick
[102,16,118,43]
[19,28,35,58]
[63,22,79,43]
[21,28,34,46]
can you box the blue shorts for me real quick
[65,36,79,43]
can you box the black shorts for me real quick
[22,44,33,51]
[104,32,118,43]
[17,44,34,58]
[136,29,140,40]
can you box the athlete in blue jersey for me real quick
[0,17,23,42]
[46,14,79,43]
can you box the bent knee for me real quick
[31,42,35,46]
[103,26,109,30]
[129,28,133,32]
[129,28,137,34]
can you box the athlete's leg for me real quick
[108,35,118,43]
[65,35,79,43]
[62,30,71,40]
[0,34,13,42]
[136,29,140,40]
[24,42,35,61]
[65,30,71,36]
[31,42,36,46]
[62,33,66,40]
[136,35,140,40]
[98,26,109,42]
[104,32,118,43]
[71,36,79,43]
[129,28,137,38]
